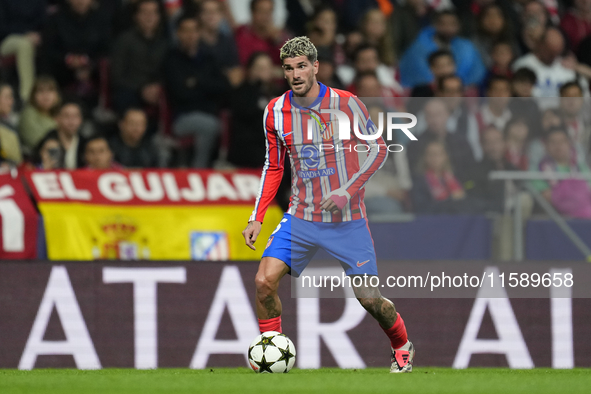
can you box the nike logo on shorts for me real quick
[356,260,370,267]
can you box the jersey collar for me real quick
[289,82,327,110]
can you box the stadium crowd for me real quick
[1,0,591,219]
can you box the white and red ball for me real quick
[248,331,296,373]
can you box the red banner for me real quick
[0,173,38,259]
[24,169,264,206]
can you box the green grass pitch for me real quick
[1,368,589,394]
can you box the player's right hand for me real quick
[242,221,262,251]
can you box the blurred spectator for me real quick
[479,39,516,94]
[234,0,290,66]
[533,127,591,219]
[434,75,482,161]
[512,27,590,98]
[316,51,344,90]
[19,76,60,151]
[364,106,412,218]
[108,108,158,168]
[410,140,467,214]
[337,44,402,95]
[509,67,543,138]
[511,67,536,97]
[0,83,18,131]
[399,11,486,87]
[540,107,566,131]
[518,0,550,54]
[528,107,567,168]
[40,0,111,105]
[399,10,486,88]
[0,119,23,166]
[110,0,169,115]
[575,32,591,68]
[407,98,475,181]
[503,117,531,170]
[354,72,383,98]
[164,0,183,19]
[343,30,365,63]
[114,0,168,37]
[227,52,278,168]
[227,0,287,29]
[476,75,513,132]
[488,41,515,79]
[41,101,87,169]
[472,4,517,68]
[465,125,516,213]
[199,0,243,87]
[307,6,341,63]
[33,135,64,170]
[465,123,533,259]
[559,81,591,156]
[390,0,432,58]
[560,0,591,52]
[359,8,395,66]
[286,0,327,36]
[164,14,230,168]
[187,0,236,29]
[411,49,456,98]
[84,134,123,170]
[0,0,46,101]
[355,71,399,111]
[339,0,395,32]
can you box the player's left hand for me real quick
[320,194,348,213]
[242,221,262,250]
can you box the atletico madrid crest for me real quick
[322,122,334,140]
[266,236,274,249]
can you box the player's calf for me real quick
[353,286,413,372]
[254,257,290,333]
[255,274,283,333]
[357,296,397,328]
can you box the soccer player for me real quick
[242,37,414,373]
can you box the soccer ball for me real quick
[248,331,296,373]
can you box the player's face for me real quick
[282,56,319,97]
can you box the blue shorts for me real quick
[262,213,378,277]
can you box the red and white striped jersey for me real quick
[249,82,388,223]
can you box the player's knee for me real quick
[255,273,278,297]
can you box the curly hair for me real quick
[280,36,318,64]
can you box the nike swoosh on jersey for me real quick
[282,131,293,137]
[356,260,370,267]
